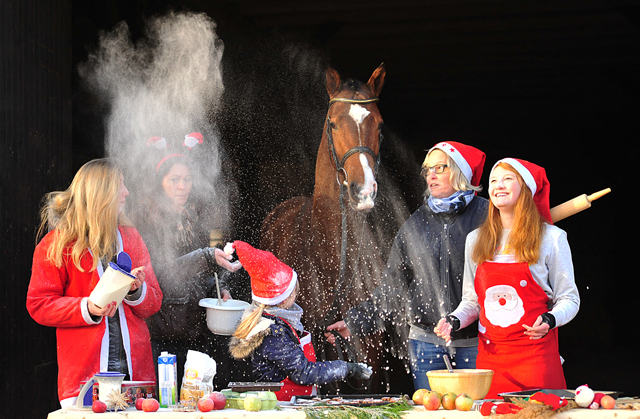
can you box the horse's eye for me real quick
[329,121,337,129]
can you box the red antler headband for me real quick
[148,132,204,172]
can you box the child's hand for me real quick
[347,362,372,380]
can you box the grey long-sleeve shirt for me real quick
[451,224,580,329]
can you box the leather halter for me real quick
[325,97,383,184]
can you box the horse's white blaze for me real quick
[349,104,370,126]
[357,153,377,210]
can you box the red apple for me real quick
[92,400,107,413]
[135,397,145,411]
[600,395,615,409]
[455,393,473,411]
[441,392,457,410]
[142,398,160,412]
[422,391,441,411]
[209,391,227,410]
[198,397,214,412]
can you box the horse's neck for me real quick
[313,133,341,203]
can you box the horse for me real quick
[260,64,401,393]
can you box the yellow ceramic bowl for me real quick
[426,369,494,400]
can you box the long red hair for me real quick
[472,162,546,265]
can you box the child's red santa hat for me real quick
[492,157,553,224]
[425,141,486,187]
[231,241,298,306]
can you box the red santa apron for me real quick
[267,316,318,401]
[475,261,565,399]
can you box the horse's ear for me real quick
[366,63,386,97]
[326,67,342,98]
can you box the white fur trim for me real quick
[493,158,536,195]
[100,314,109,372]
[252,270,298,306]
[123,281,147,306]
[81,297,102,325]
[118,306,133,378]
[247,317,275,339]
[60,396,78,409]
[430,142,473,184]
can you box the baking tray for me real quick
[292,394,408,407]
[499,389,620,403]
[227,382,283,392]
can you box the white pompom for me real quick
[575,385,595,408]
[223,242,235,255]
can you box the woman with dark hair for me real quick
[436,158,580,399]
[27,158,162,407]
[132,133,242,388]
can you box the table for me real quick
[48,405,640,419]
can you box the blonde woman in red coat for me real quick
[27,159,163,408]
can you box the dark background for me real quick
[2,1,639,418]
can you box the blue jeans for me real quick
[408,339,478,390]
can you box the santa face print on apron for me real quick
[475,261,565,398]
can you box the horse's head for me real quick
[324,63,386,211]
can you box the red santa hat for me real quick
[184,132,203,150]
[492,158,552,224]
[425,141,486,187]
[231,241,298,306]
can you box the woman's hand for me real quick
[213,248,242,272]
[221,289,232,302]
[523,315,550,340]
[434,318,452,342]
[88,300,117,317]
[324,320,351,345]
[129,266,145,292]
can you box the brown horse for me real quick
[260,64,396,393]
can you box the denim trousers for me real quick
[408,338,478,390]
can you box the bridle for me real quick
[318,96,383,390]
[325,97,383,187]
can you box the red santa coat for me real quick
[26,226,162,404]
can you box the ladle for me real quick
[215,272,223,306]
[443,353,454,373]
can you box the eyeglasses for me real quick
[422,164,449,175]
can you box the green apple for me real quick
[455,393,473,411]
[244,395,262,411]
[441,392,457,410]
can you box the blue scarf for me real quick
[427,190,475,214]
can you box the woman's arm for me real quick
[545,228,580,327]
[449,232,481,327]
[262,331,349,386]
[26,236,100,327]
[121,227,162,319]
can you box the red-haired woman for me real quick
[436,158,580,399]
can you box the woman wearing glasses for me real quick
[327,142,488,390]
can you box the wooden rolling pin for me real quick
[550,188,611,223]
